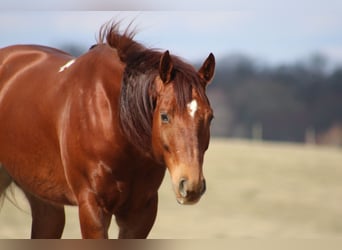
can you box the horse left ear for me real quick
[198,53,215,85]
[159,50,174,84]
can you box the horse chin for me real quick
[176,196,201,205]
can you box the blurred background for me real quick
[1,3,341,145]
[0,0,342,239]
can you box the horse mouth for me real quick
[176,196,201,205]
[171,177,206,205]
[175,185,205,205]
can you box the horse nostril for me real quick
[201,179,206,195]
[179,178,188,198]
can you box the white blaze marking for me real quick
[187,99,198,118]
[59,59,75,72]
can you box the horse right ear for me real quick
[159,50,174,84]
[198,53,215,85]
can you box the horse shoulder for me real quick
[57,46,127,173]
[75,46,125,153]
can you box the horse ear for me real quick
[159,50,174,84]
[198,53,215,85]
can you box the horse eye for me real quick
[160,113,169,123]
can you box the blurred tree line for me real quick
[206,53,342,145]
[62,44,342,145]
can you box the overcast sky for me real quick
[1,0,342,66]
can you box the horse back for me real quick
[0,44,73,81]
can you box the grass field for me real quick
[1,139,342,239]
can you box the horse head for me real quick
[152,51,215,204]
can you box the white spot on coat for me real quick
[187,99,198,118]
[59,59,75,72]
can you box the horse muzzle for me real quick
[175,178,206,205]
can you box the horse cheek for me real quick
[151,118,164,163]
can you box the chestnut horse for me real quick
[0,22,215,238]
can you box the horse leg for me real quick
[77,190,112,238]
[24,192,65,239]
[115,194,158,239]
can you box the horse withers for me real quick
[0,22,215,238]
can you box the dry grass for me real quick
[1,139,342,239]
